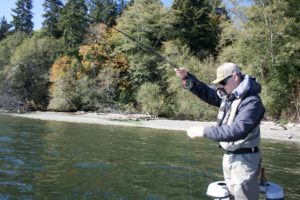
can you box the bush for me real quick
[136,82,165,117]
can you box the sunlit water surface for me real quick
[0,114,299,200]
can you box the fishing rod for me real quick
[101,22,179,69]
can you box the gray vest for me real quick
[219,98,260,151]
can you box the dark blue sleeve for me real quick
[187,73,222,107]
[203,96,265,142]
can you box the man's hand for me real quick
[174,68,188,79]
[187,126,205,139]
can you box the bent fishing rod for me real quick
[102,23,179,69]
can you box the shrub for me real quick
[136,82,165,117]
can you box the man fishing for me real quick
[175,63,265,200]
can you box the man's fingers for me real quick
[175,68,187,79]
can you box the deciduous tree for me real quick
[219,0,300,120]
[5,33,61,109]
[78,24,129,110]
[48,55,81,111]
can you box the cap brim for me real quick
[211,78,224,84]
[211,75,232,84]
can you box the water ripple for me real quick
[74,162,111,170]
[2,156,24,167]
[0,136,13,143]
[0,169,17,176]
[0,181,33,192]
[144,162,187,171]
[0,148,14,153]
[0,194,11,200]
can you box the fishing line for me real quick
[101,21,195,197]
[101,22,179,69]
[188,138,194,200]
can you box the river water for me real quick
[0,114,299,200]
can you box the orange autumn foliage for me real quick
[78,24,129,81]
[49,56,73,83]
[79,44,110,71]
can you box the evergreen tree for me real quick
[115,0,127,14]
[42,0,64,38]
[112,0,173,98]
[59,0,88,54]
[0,17,12,40]
[88,0,118,26]
[171,0,226,58]
[11,0,34,34]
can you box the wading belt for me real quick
[223,147,259,155]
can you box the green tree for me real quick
[112,0,173,97]
[88,0,118,26]
[0,32,28,97]
[42,0,64,38]
[76,68,121,111]
[0,17,12,40]
[59,0,88,54]
[4,33,61,109]
[219,0,300,120]
[11,0,34,34]
[171,0,226,58]
[78,24,129,111]
[48,55,80,111]
[0,32,28,70]
[115,0,127,14]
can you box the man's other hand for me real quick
[187,126,204,139]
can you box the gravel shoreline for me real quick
[3,111,300,143]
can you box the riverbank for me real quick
[3,111,300,143]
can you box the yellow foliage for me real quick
[112,54,128,71]
[49,56,73,83]
[79,42,129,77]
[70,24,130,91]
[79,44,110,71]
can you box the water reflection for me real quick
[0,114,299,199]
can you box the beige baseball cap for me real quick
[211,62,241,84]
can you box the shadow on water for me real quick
[0,114,299,199]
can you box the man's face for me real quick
[219,74,239,94]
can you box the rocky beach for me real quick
[3,111,300,143]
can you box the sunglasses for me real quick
[219,75,232,86]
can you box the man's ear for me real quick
[232,73,239,81]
